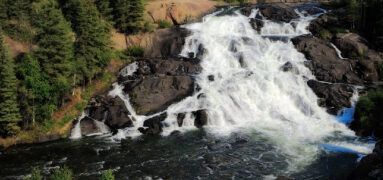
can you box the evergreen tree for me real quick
[61,0,112,83]
[126,0,144,34]
[110,0,129,33]
[0,31,21,136]
[31,0,74,105]
[16,53,53,122]
[95,0,114,23]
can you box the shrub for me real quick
[157,20,172,29]
[143,21,155,32]
[101,169,115,180]
[320,29,332,40]
[50,166,72,180]
[25,168,43,180]
[124,46,145,57]
[353,90,383,137]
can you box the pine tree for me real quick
[95,0,114,23]
[61,0,112,83]
[126,0,144,34]
[31,0,74,105]
[0,31,21,136]
[16,53,53,122]
[110,0,129,33]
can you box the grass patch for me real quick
[157,20,172,29]
[143,21,156,32]
[124,46,145,57]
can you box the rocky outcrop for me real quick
[349,141,383,180]
[144,0,219,25]
[334,33,382,62]
[242,4,298,23]
[78,117,102,136]
[124,27,190,58]
[138,113,168,135]
[85,95,133,133]
[292,35,363,84]
[307,80,354,114]
[193,110,208,128]
[120,58,201,115]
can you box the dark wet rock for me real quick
[139,113,167,135]
[308,14,339,38]
[86,95,133,131]
[349,141,383,180]
[145,27,190,58]
[242,4,298,23]
[334,33,383,61]
[106,97,133,130]
[177,113,185,127]
[306,7,324,15]
[127,75,194,115]
[197,44,207,59]
[292,35,363,84]
[258,4,298,23]
[208,75,215,81]
[80,117,101,136]
[119,58,201,115]
[170,130,181,136]
[250,18,264,33]
[280,62,298,74]
[354,60,379,82]
[193,110,208,128]
[307,80,354,115]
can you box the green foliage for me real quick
[25,168,43,180]
[354,90,383,137]
[95,0,114,22]
[16,53,54,121]
[143,21,156,32]
[114,50,129,61]
[75,101,87,112]
[101,169,115,180]
[31,0,75,103]
[124,46,145,57]
[0,30,21,137]
[320,29,332,40]
[157,20,172,29]
[111,0,145,34]
[329,27,347,34]
[50,166,72,180]
[61,0,112,83]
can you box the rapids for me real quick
[0,4,376,179]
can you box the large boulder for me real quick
[120,58,201,115]
[79,117,101,136]
[292,35,363,84]
[334,33,383,62]
[86,95,133,131]
[138,113,167,135]
[127,75,195,115]
[258,4,298,23]
[193,110,208,128]
[349,141,383,180]
[307,80,354,114]
[308,13,340,38]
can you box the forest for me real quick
[0,0,144,137]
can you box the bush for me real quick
[124,46,145,57]
[25,168,43,180]
[101,169,115,180]
[320,29,332,40]
[50,166,72,180]
[352,90,383,137]
[143,21,155,32]
[157,20,172,29]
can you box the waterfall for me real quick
[331,43,347,59]
[106,7,373,171]
[70,112,87,139]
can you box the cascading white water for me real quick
[104,7,373,171]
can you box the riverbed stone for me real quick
[139,113,168,135]
[193,110,208,128]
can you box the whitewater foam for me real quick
[74,6,374,171]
